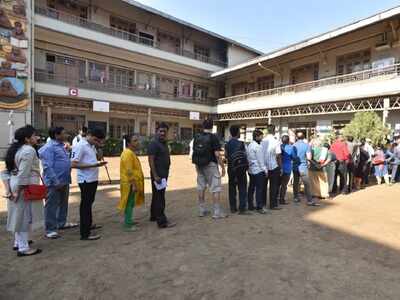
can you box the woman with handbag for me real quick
[372,144,389,185]
[4,125,44,256]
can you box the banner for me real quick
[0,0,31,110]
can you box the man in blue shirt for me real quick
[293,131,318,206]
[39,127,77,239]
[279,135,295,205]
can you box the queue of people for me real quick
[2,120,400,257]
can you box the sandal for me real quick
[17,248,42,257]
[59,223,79,230]
[45,232,60,239]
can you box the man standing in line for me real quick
[39,127,77,239]
[346,136,356,193]
[148,123,176,228]
[363,138,375,185]
[293,131,318,206]
[331,135,350,194]
[279,134,295,205]
[192,119,227,219]
[247,129,268,214]
[261,124,282,210]
[72,126,88,147]
[71,128,107,240]
[225,125,250,215]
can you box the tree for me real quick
[342,111,391,145]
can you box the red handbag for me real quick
[24,176,47,201]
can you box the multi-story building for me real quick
[0,0,260,155]
[1,1,400,156]
[213,6,400,140]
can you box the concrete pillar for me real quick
[146,108,152,137]
[47,106,52,128]
[383,98,390,126]
[268,110,272,125]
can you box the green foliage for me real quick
[342,112,391,145]
[102,138,123,156]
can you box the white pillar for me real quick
[47,106,52,128]
[146,108,152,137]
[383,98,390,126]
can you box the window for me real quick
[194,85,209,100]
[231,82,248,96]
[257,76,274,91]
[139,32,154,47]
[109,67,135,89]
[137,72,152,90]
[194,45,210,62]
[110,16,136,40]
[337,50,371,75]
[89,62,106,83]
[290,63,319,84]
[179,81,193,98]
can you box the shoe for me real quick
[256,208,268,214]
[280,201,289,205]
[238,210,253,215]
[13,240,33,251]
[159,222,176,229]
[150,217,156,222]
[90,224,103,230]
[270,207,282,210]
[59,222,79,230]
[199,209,210,217]
[294,198,301,203]
[45,232,60,239]
[248,206,255,211]
[124,226,138,232]
[212,212,228,219]
[307,202,321,207]
[230,209,238,214]
[80,234,101,241]
[17,248,42,257]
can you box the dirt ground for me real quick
[1,156,400,300]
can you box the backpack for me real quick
[192,133,213,167]
[230,141,249,174]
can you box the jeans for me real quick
[391,164,399,183]
[279,173,291,203]
[325,162,336,193]
[268,167,281,208]
[248,172,266,209]
[78,181,98,239]
[151,176,168,227]
[363,162,372,185]
[333,161,347,193]
[293,170,313,202]
[45,185,70,233]
[228,168,248,212]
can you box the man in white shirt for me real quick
[72,126,88,147]
[71,128,107,241]
[261,124,282,210]
[363,138,375,185]
[247,129,268,214]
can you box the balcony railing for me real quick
[218,64,400,104]
[35,6,227,68]
[35,70,215,106]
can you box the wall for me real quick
[227,44,259,67]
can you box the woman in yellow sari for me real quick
[118,134,145,231]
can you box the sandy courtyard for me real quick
[1,156,400,300]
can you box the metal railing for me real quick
[35,6,227,67]
[218,64,400,104]
[34,70,215,106]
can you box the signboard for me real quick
[189,111,200,120]
[69,88,79,96]
[0,0,32,110]
[93,100,110,112]
[316,120,332,133]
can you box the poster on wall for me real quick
[0,0,31,110]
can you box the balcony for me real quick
[34,6,227,69]
[217,64,400,114]
[34,70,216,108]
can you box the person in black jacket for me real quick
[225,126,250,215]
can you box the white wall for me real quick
[227,45,259,67]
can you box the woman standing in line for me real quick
[118,134,145,231]
[3,125,43,256]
